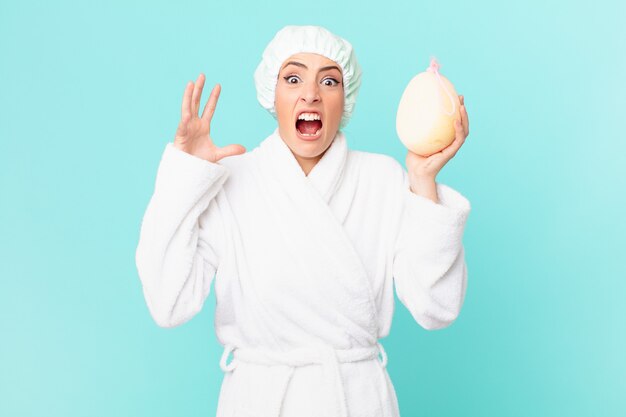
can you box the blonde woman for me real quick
[136,25,471,417]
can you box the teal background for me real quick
[1,0,624,416]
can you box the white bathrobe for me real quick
[135,127,471,417]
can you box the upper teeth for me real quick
[298,112,321,121]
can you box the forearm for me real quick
[409,175,439,204]
[135,143,229,327]
[393,177,472,330]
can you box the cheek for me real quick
[275,87,296,110]
[338,96,345,112]
[274,90,297,128]
[274,90,289,117]
[328,94,344,123]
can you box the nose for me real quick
[300,81,320,103]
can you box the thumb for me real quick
[215,144,247,161]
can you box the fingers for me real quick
[454,118,466,149]
[191,73,205,115]
[202,83,221,122]
[181,81,193,121]
[440,119,466,160]
[459,95,469,136]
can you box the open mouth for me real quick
[295,112,323,139]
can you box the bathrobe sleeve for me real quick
[135,143,230,328]
[392,164,471,330]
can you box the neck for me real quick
[293,153,322,176]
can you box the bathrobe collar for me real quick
[260,127,348,203]
[253,127,380,346]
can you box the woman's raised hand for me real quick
[174,73,246,162]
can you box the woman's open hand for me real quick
[174,73,246,162]
[406,95,470,181]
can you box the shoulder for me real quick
[211,147,266,199]
[216,149,254,171]
[213,149,259,186]
[345,149,407,219]
[348,149,406,183]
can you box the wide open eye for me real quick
[283,75,301,84]
[322,78,340,87]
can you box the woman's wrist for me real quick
[408,176,439,204]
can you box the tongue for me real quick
[296,120,322,134]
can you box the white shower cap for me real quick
[253,25,362,129]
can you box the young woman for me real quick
[136,25,471,417]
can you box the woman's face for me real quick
[274,52,344,175]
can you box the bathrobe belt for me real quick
[220,342,390,417]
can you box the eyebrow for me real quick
[281,61,342,74]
